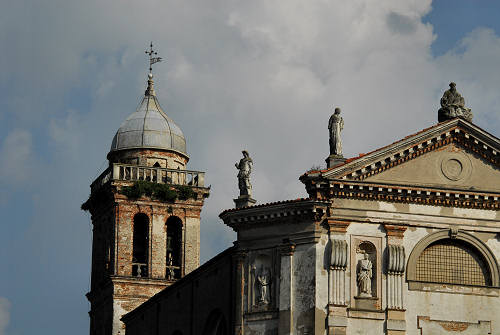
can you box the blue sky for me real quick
[1,1,500,334]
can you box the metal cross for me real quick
[145,42,162,74]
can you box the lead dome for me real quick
[109,75,187,156]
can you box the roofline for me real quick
[312,118,499,179]
[219,198,329,217]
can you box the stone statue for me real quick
[256,266,271,305]
[438,82,473,122]
[235,150,253,197]
[357,253,372,297]
[328,108,344,156]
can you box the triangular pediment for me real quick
[321,119,500,193]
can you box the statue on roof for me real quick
[438,82,473,122]
[328,108,344,156]
[235,150,253,197]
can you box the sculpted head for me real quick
[449,82,457,92]
[242,150,249,158]
[334,107,341,115]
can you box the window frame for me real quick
[407,230,499,289]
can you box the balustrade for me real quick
[113,163,204,187]
[91,163,205,192]
[132,263,148,278]
[165,265,181,280]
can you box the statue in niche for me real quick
[438,82,473,122]
[328,108,344,156]
[255,265,271,305]
[235,150,253,197]
[357,252,373,297]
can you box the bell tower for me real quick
[83,44,210,335]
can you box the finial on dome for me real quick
[144,42,162,96]
[145,74,156,96]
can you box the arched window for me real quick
[166,216,182,280]
[407,230,499,288]
[132,213,149,277]
[415,239,491,286]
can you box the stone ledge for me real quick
[348,309,385,320]
[408,281,499,297]
[244,310,278,321]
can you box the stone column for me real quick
[384,224,407,335]
[326,219,350,335]
[232,250,247,335]
[278,242,296,335]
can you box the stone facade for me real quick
[122,117,499,334]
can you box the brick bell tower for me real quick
[83,45,210,335]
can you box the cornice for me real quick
[220,199,330,229]
[318,180,499,210]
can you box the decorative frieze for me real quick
[325,181,499,209]
[417,316,491,334]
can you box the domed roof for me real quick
[110,76,187,156]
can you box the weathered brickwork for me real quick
[107,149,189,170]
[85,147,209,335]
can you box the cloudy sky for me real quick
[1,1,500,334]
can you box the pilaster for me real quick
[278,242,296,335]
[232,250,247,335]
[384,224,407,335]
[326,219,350,335]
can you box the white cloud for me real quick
[0,129,33,183]
[0,297,10,335]
[48,110,83,159]
[2,2,500,331]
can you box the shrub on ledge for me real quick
[120,180,196,202]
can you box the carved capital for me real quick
[326,218,350,234]
[384,224,407,238]
[387,245,405,275]
[330,239,348,270]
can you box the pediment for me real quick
[364,142,499,192]
[321,119,500,194]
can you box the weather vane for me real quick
[145,42,162,74]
